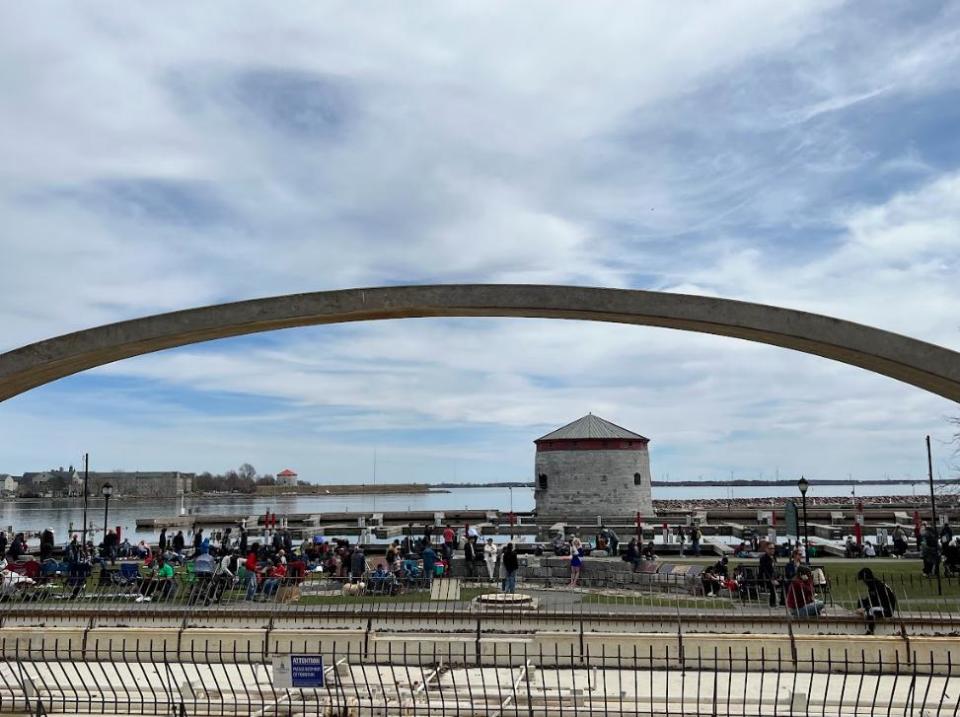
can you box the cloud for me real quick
[1,2,960,485]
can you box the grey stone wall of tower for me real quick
[533,414,654,524]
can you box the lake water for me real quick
[0,483,932,544]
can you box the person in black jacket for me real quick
[172,530,185,556]
[238,525,248,555]
[502,542,519,593]
[855,567,897,634]
[758,543,779,607]
[463,536,478,579]
[39,529,55,562]
[158,528,167,553]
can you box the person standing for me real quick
[484,539,497,582]
[66,534,81,564]
[193,528,204,556]
[463,536,477,580]
[759,542,779,608]
[940,521,953,548]
[172,530,185,557]
[350,547,366,582]
[606,526,620,556]
[569,545,583,587]
[690,525,702,557]
[892,525,907,558]
[625,539,641,571]
[421,544,437,587]
[103,529,118,565]
[39,528,55,562]
[158,528,167,554]
[442,525,455,562]
[502,542,519,593]
[922,523,940,577]
[244,546,259,600]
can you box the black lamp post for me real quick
[797,476,810,564]
[101,483,113,539]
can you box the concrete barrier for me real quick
[270,628,366,661]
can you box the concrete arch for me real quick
[1,284,959,403]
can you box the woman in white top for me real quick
[483,539,498,581]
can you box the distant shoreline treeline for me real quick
[254,483,439,496]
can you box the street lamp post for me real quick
[101,483,113,540]
[797,476,810,565]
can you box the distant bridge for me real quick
[1,284,959,402]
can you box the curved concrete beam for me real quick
[2,284,959,403]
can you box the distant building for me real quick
[0,474,17,496]
[77,471,194,498]
[533,414,653,524]
[277,468,298,487]
[18,468,79,498]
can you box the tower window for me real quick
[538,473,548,490]
[634,472,642,486]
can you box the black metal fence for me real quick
[2,568,959,636]
[0,637,957,716]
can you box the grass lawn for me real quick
[299,587,489,605]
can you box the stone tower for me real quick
[533,414,653,524]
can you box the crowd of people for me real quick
[0,520,537,602]
[0,515,931,634]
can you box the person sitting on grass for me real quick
[785,566,824,618]
[855,567,897,635]
[642,541,657,561]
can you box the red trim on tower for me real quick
[535,438,649,452]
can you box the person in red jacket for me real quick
[244,547,259,600]
[262,561,286,597]
[442,525,455,561]
[785,566,824,618]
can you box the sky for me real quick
[2,2,960,485]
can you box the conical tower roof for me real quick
[535,414,648,442]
